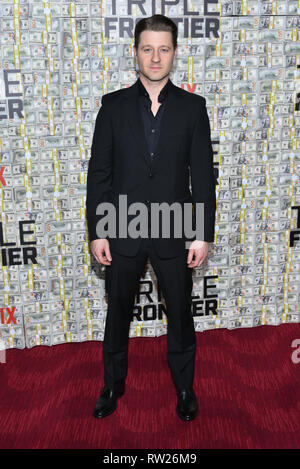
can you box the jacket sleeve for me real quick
[86,95,113,242]
[189,97,216,242]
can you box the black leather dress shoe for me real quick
[93,382,125,419]
[176,388,198,421]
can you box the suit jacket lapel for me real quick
[123,78,181,174]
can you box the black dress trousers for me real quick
[102,215,197,392]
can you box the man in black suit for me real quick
[86,14,216,421]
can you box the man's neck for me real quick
[139,73,169,101]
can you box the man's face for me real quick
[134,30,177,82]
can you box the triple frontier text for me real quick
[104,0,219,39]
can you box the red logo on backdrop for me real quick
[0,307,16,325]
[0,167,6,186]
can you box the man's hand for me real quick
[90,239,112,265]
[187,240,209,268]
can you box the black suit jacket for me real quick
[86,78,216,259]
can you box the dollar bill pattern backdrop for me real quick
[0,0,299,350]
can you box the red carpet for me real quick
[1,323,300,449]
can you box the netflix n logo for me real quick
[0,220,37,266]
[0,307,16,325]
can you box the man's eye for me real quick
[144,48,169,52]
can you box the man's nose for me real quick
[151,51,161,61]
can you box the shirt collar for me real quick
[137,76,171,103]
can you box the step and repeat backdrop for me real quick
[0,0,299,350]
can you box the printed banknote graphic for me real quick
[0,0,299,349]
